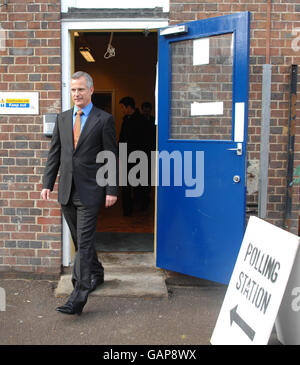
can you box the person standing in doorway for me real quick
[141,101,154,122]
[118,96,144,216]
[41,71,118,315]
[141,101,156,208]
[141,101,156,157]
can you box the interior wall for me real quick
[75,31,157,138]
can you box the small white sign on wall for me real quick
[211,216,299,345]
[0,92,39,115]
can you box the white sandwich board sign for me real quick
[211,216,299,345]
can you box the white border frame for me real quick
[61,18,168,266]
[61,0,169,13]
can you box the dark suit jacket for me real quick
[119,109,156,156]
[43,106,118,206]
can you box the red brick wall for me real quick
[0,0,61,278]
[0,0,299,278]
[170,0,300,233]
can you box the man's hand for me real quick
[41,188,51,200]
[105,195,117,208]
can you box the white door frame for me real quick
[61,17,169,266]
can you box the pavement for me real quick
[0,252,281,346]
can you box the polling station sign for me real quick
[0,92,39,115]
[211,216,299,345]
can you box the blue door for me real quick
[156,12,250,284]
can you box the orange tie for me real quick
[73,109,83,148]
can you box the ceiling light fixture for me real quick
[79,46,95,62]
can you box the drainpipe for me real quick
[284,65,298,232]
[258,0,272,219]
[265,0,271,65]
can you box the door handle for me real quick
[227,142,242,156]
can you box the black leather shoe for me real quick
[56,302,83,315]
[89,274,104,293]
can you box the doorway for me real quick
[74,31,157,253]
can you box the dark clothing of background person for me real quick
[141,102,156,192]
[118,108,145,215]
[119,108,144,155]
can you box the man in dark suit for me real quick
[41,71,118,315]
[119,97,155,215]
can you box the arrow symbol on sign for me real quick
[230,305,256,341]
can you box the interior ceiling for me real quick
[75,31,157,62]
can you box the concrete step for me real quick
[55,252,168,299]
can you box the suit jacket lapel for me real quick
[63,108,74,152]
[74,106,101,152]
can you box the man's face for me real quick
[71,76,94,109]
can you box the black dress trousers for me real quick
[61,181,103,305]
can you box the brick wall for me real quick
[0,0,62,278]
[0,0,299,278]
[170,0,300,233]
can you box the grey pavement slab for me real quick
[55,253,168,298]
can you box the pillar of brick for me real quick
[0,0,62,279]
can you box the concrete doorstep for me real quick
[55,252,169,299]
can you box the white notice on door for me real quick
[193,38,209,66]
[191,101,223,116]
[234,102,245,142]
[211,216,299,345]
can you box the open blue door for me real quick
[156,12,250,284]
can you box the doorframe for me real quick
[92,89,116,117]
[61,18,168,267]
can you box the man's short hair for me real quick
[119,96,135,109]
[71,71,94,89]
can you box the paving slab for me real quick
[55,253,168,298]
